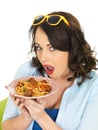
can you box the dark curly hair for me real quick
[29,11,98,85]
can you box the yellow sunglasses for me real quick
[32,14,70,26]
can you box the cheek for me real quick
[55,55,69,71]
[36,52,41,60]
[57,54,69,66]
[57,61,68,72]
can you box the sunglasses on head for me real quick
[32,14,70,26]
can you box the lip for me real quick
[43,65,54,75]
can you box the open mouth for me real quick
[43,65,54,75]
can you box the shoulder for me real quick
[69,71,98,100]
[14,61,40,79]
[78,71,98,86]
[89,71,98,78]
[87,71,98,96]
[78,71,98,98]
[86,71,98,85]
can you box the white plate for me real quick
[7,76,59,99]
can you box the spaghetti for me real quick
[15,77,51,97]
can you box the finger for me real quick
[18,102,25,110]
[36,98,46,107]
[36,98,44,104]
[24,99,39,109]
[20,98,25,103]
[10,94,16,101]
[13,98,21,105]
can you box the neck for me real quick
[54,71,74,83]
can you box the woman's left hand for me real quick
[24,98,46,122]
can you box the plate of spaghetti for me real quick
[7,76,59,99]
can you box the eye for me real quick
[35,45,42,51]
[49,46,56,51]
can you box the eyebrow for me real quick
[34,42,51,47]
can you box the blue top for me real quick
[2,61,98,130]
[33,109,59,130]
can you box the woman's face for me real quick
[34,27,70,80]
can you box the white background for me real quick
[0,0,98,100]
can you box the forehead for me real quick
[35,27,50,45]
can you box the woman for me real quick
[2,11,98,130]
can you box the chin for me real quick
[49,74,60,80]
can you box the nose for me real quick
[39,50,48,62]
